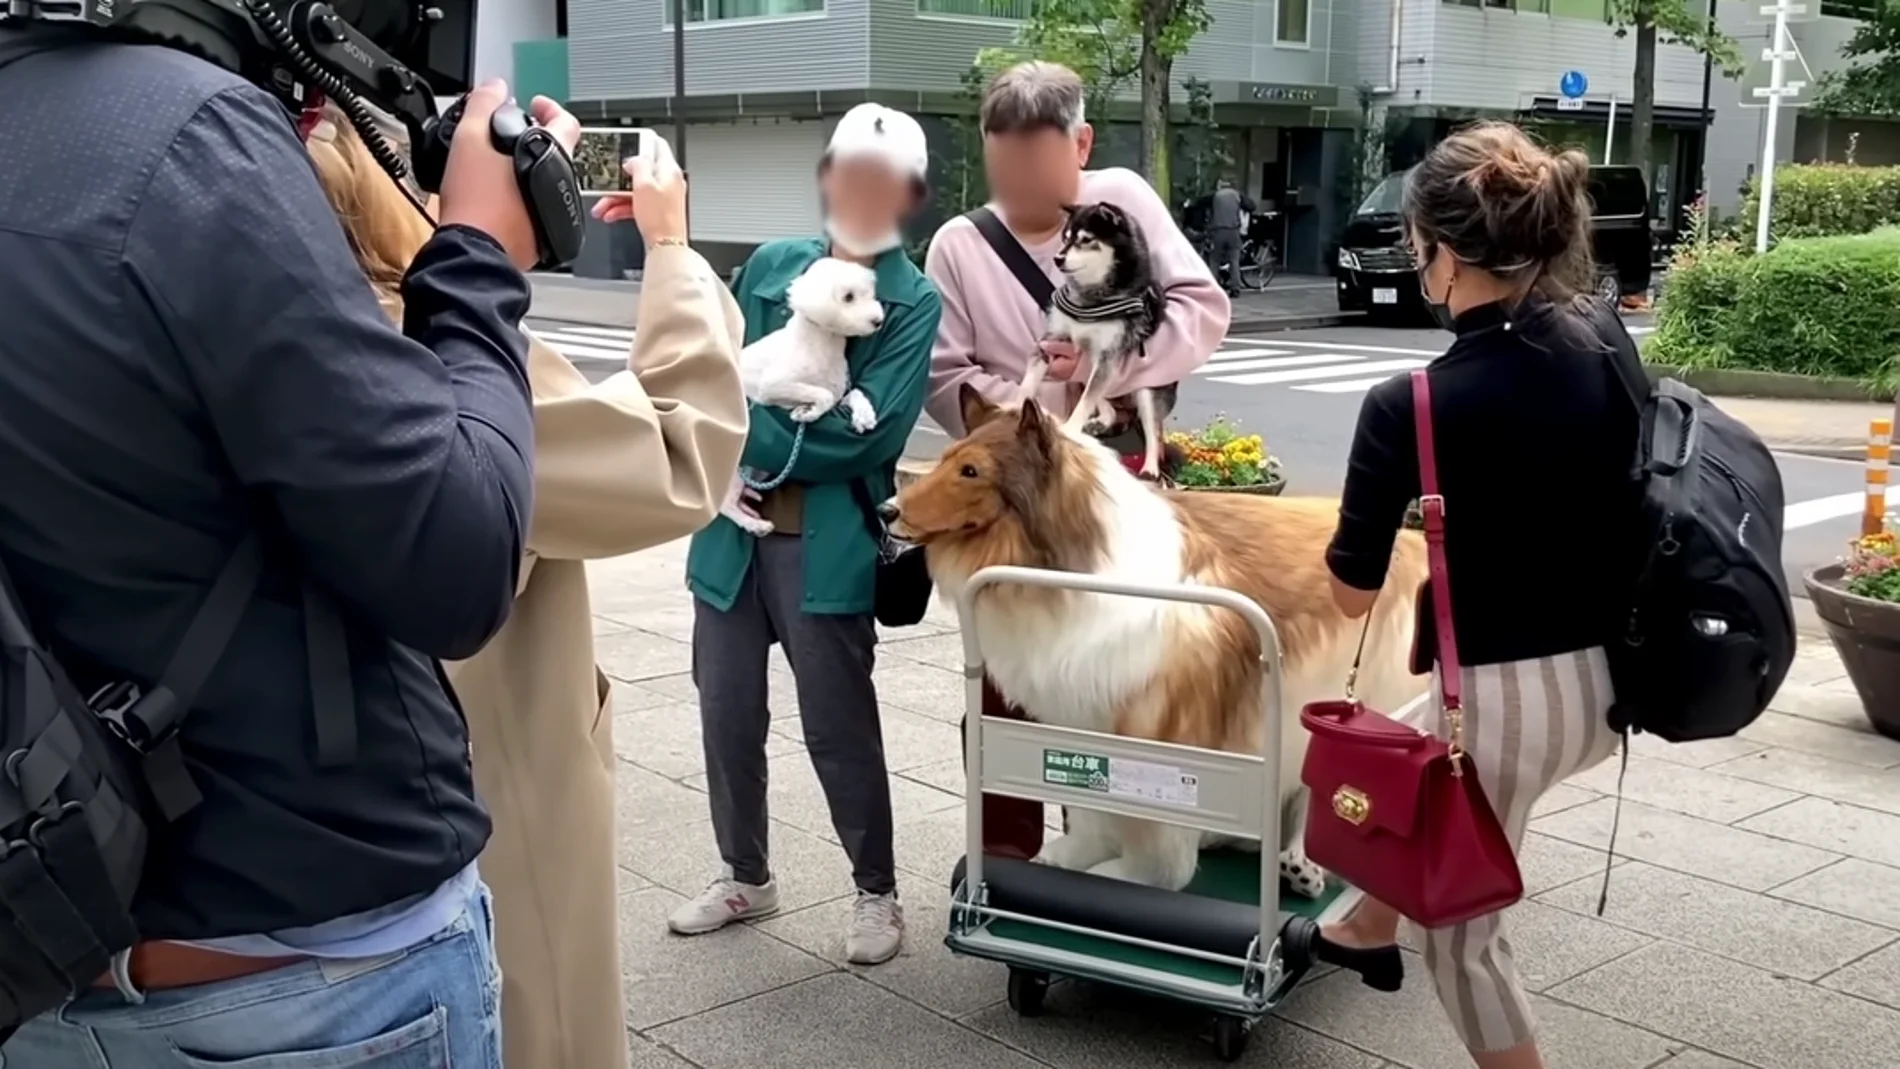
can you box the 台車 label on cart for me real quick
[1041,749,1199,807]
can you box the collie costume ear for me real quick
[1017,399,1055,462]
[960,383,1000,432]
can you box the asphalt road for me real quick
[530,316,1869,599]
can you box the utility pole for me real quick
[1752,0,1806,253]
[671,0,690,235]
[1697,0,1716,191]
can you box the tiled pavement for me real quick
[593,540,1900,1069]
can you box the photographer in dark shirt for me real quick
[0,21,579,1066]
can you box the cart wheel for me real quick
[1006,968,1050,1017]
[1211,1015,1250,1062]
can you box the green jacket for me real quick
[687,238,941,615]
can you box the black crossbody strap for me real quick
[847,479,890,554]
[966,207,1055,312]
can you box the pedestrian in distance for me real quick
[1207,175,1258,296]
[672,102,942,966]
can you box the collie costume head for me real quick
[886,385,1121,577]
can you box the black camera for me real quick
[0,1,586,269]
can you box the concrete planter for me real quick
[1176,475,1286,496]
[1804,564,1900,740]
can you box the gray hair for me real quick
[980,61,1086,136]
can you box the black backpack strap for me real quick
[118,533,265,820]
[966,207,1055,312]
[1601,305,1655,412]
[302,587,357,769]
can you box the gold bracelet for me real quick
[649,237,689,248]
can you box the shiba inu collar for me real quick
[1052,288,1149,323]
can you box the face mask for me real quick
[825,218,902,258]
[1416,243,1457,332]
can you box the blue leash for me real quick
[738,421,807,492]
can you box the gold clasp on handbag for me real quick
[1332,785,1371,826]
[1446,702,1466,778]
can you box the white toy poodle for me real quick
[720,257,886,536]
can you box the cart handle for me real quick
[956,566,1285,677]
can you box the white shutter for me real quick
[684,121,826,244]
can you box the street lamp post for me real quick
[671,0,689,235]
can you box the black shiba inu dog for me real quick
[1018,201,1180,480]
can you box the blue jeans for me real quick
[0,888,502,1068]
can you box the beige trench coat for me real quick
[443,245,746,1069]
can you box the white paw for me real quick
[788,403,826,423]
[848,407,879,433]
[1031,834,1110,872]
[1280,849,1329,899]
[1085,856,1140,883]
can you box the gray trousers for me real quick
[692,534,896,895]
[1210,228,1243,291]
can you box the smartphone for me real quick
[574,127,663,195]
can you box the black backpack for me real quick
[0,536,353,1036]
[1603,338,1797,741]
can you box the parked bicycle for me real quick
[1183,208,1280,292]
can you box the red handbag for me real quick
[1297,369,1524,929]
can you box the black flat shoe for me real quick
[1312,932,1404,992]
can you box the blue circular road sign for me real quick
[1560,70,1589,99]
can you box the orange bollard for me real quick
[1866,418,1892,537]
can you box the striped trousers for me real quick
[1413,647,1621,1052]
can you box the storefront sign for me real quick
[1242,82,1338,107]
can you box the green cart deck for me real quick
[981,849,1346,987]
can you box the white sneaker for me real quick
[844,891,905,965]
[667,875,780,935]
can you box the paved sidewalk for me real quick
[595,540,1900,1069]
[1712,396,1894,459]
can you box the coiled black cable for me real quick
[242,0,417,190]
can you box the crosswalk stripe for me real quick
[1298,375,1411,393]
[1212,357,1430,386]
[534,330,632,360]
[1263,339,1440,357]
[1196,353,1356,375]
[1205,347,1295,362]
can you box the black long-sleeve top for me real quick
[1325,294,1644,668]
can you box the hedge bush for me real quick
[1742,163,1900,240]
[1649,227,1900,390]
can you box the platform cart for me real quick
[944,565,1362,1062]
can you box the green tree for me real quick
[978,0,1138,125]
[1607,0,1741,180]
[978,0,1210,192]
[1170,76,1230,207]
[1135,0,1213,197]
[1814,5,1900,117]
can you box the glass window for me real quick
[1820,0,1878,17]
[1356,172,1407,215]
[1587,166,1650,219]
[1276,0,1309,44]
[680,0,823,23]
[916,0,1038,16]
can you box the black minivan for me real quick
[1334,165,1653,322]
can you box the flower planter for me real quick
[1177,475,1286,496]
[1803,564,1900,740]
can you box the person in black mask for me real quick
[1316,121,1642,1069]
[0,16,579,1068]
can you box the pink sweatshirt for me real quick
[922,167,1231,437]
